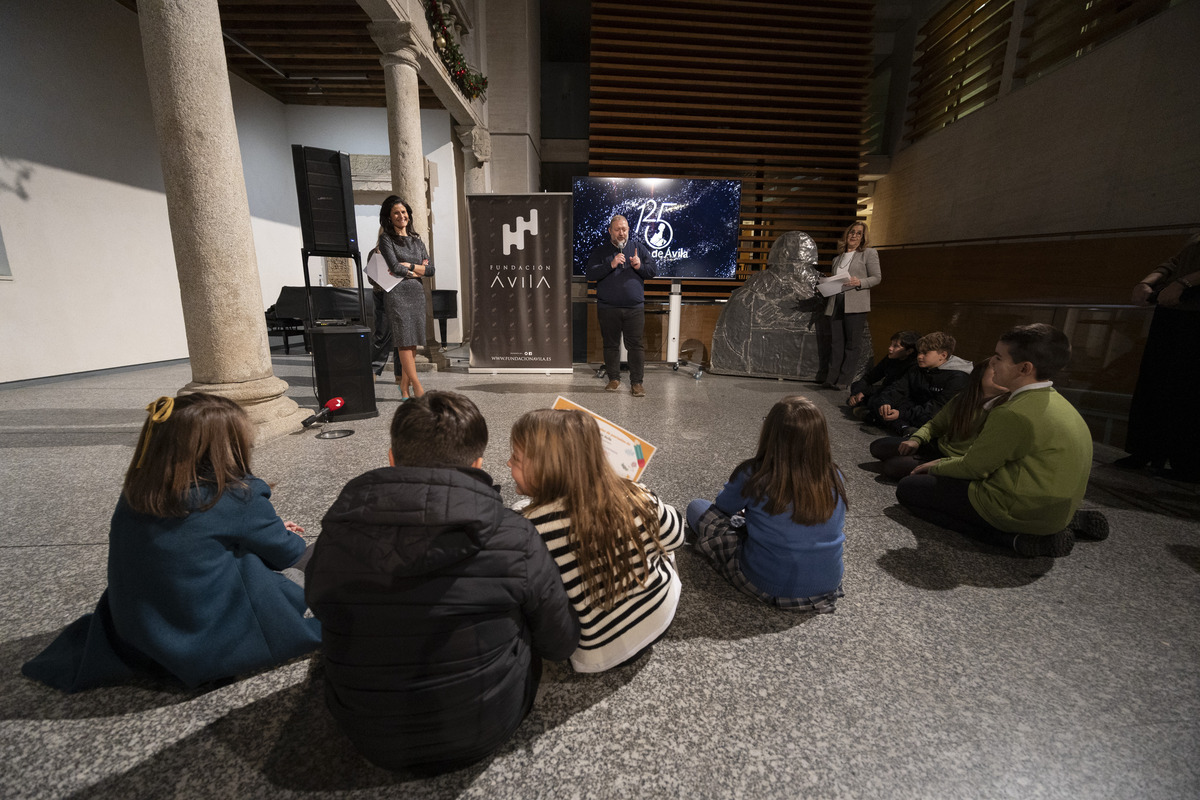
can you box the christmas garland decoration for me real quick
[424,1,488,100]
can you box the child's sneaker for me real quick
[1012,529,1075,558]
[1068,509,1109,541]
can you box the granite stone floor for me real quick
[1,351,1198,800]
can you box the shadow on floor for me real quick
[855,459,896,485]
[1167,544,1200,574]
[1086,463,1200,519]
[63,655,648,798]
[454,382,610,395]
[0,431,140,449]
[3,409,146,426]
[60,672,421,798]
[876,505,1054,591]
[0,632,213,721]
[667,551,819,640]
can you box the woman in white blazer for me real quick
[819,221,882,389]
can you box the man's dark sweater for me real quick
[585,240,657,307]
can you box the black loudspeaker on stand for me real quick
[291,143,378,424]
[309,327,376,421]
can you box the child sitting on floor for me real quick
[23,393,321,693]
[687,395,846,611]
[306,392,579,774]
[847,329,921,420]
[868,331,972,435]
[870,358,1009,480]
[897,324,1109,557]
[510,409,684,673]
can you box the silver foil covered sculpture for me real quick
[709,231,866,380]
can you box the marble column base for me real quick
[180,376,309,442]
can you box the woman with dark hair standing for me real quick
[377,195,435,398]
[818,221,882,390]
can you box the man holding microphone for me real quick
[586,215,657,397]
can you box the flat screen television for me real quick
[572,177,741,280]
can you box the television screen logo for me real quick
[636,200,676,250]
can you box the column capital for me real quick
[368,20,420,69]
[454,124,492,164]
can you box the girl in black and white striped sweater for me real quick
[509,409,684,673]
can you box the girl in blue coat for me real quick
[23,393,320,692]
[688,396,847,611]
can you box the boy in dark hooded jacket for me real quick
[847,329,921,421]
[306,392,579,774]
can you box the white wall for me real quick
[0,0,187,383]
[0,1,464,382]
[870,2,1200,244]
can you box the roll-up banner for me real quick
[467,193,573,373]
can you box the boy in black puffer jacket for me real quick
[306,392,579,774]
[869,331,972,435]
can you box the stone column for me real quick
[369,21,430,238]
[455,124,491,194]
[136,0,307,440]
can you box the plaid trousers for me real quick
[692,505,843,613]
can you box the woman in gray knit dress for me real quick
[377,196,434,398]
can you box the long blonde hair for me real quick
[511,409,664,610]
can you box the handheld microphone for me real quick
[302,396,345,428]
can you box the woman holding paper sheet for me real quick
[377,195,435,399]
[818,221,882,390]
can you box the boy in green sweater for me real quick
[896,323,1108,557]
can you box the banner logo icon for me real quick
[502,209,539,254]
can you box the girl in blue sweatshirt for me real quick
[687,395,846,611]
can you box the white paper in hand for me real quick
[366,252,401,292]
[817,275,849,297]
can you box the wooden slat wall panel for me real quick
[1013,0,1173,84]
[905,0,1012,144]
[587,0,872,295]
